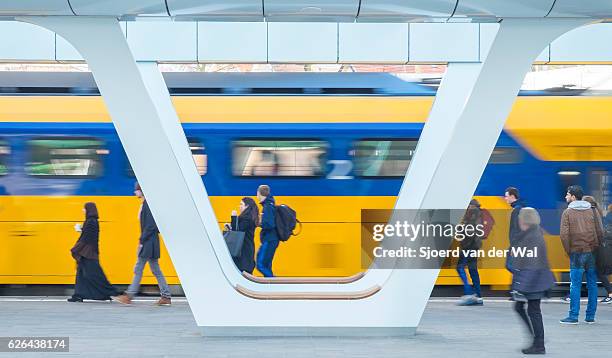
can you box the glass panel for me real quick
[0,140,9,176]
[233,140,327,177]
[488,147,522,164]
[187,139,207,176]
[558,169,582,202]
[589,169,611,209]
[353,140,417,177]
[126,138,207,177]
[27,138,105,177]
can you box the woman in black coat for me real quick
[229,197,258,274]
[510,207,556,355]
[68,202,120,302]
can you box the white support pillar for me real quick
[17,16,589,336]
[387,18,592,326]
[17,17,233,327]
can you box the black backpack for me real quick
[275,204,301,242]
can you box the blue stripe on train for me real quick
[1,121,610,235]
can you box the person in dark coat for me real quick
[229,197,258,274]
[68,202,121,302]
[583,197,612,303]
[505,187,525,271]
[114,182,171,306]
[256,184,280,277]
[511,207,555,355]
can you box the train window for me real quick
[126,138,207,176]
[232,140,327,177]
[0,140,9,176]
[558,170,583,201]
[589,169,611,208]
[26,138,105,178]
[352,140,417,177]
[489,147,522,164]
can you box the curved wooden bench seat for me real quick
[241,271,365,284]
[235,284,381,300]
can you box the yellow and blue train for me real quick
[0,72,610,288]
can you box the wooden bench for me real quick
[241,271,365,284]
[235,284,381,300]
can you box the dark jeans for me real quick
[569,252,598,320]
[514,299,544,348]
[598,272,612,295]
[256,240,279,277]
[456,252,481,297]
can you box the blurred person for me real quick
[256,184,279,277]
[584,197,612,304]
[511,207,555,355]
[228,197,258,274]
[559,186,603,324]
[456,199,484,306]
[68,202,121,302]
[113,182,171,306]
[603,204,612,303]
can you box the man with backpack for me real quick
[256,185,280,277]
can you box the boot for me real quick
[522,339,545,355]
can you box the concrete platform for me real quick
[0,297,610,357]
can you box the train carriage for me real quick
[0,72,610,289]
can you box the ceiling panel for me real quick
[167,0,263,21]
[69,1,167,16]
[453,0,555,19]
[549,0,612,17]
[264,0,359,22]
[0,0,73,15]
[358,0,457,22]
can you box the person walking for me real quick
[256,185,280,277]
[114,182,171,305]
[504,187,525,247]
[229,197,258,274]
[511,207,555,355]
[583,196,612,303]
[68,202,121,302]
[456,199,484,306]
[559,186,604,324]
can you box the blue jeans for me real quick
[569,252,598,320]
[456,252,481,297]
[256,240,279,277]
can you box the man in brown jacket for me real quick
[559,185,604,325]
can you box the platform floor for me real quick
[0,297,610,357]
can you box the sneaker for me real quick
[156,297,171,306]
[457,295,481,306]
[111,294,131,305]
[600,296,612,304]
[559,317,578,325]
[584,318,596,324]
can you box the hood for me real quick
[262,195,275,205]
[568,200,592,211]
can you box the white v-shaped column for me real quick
[19,17,589,336]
